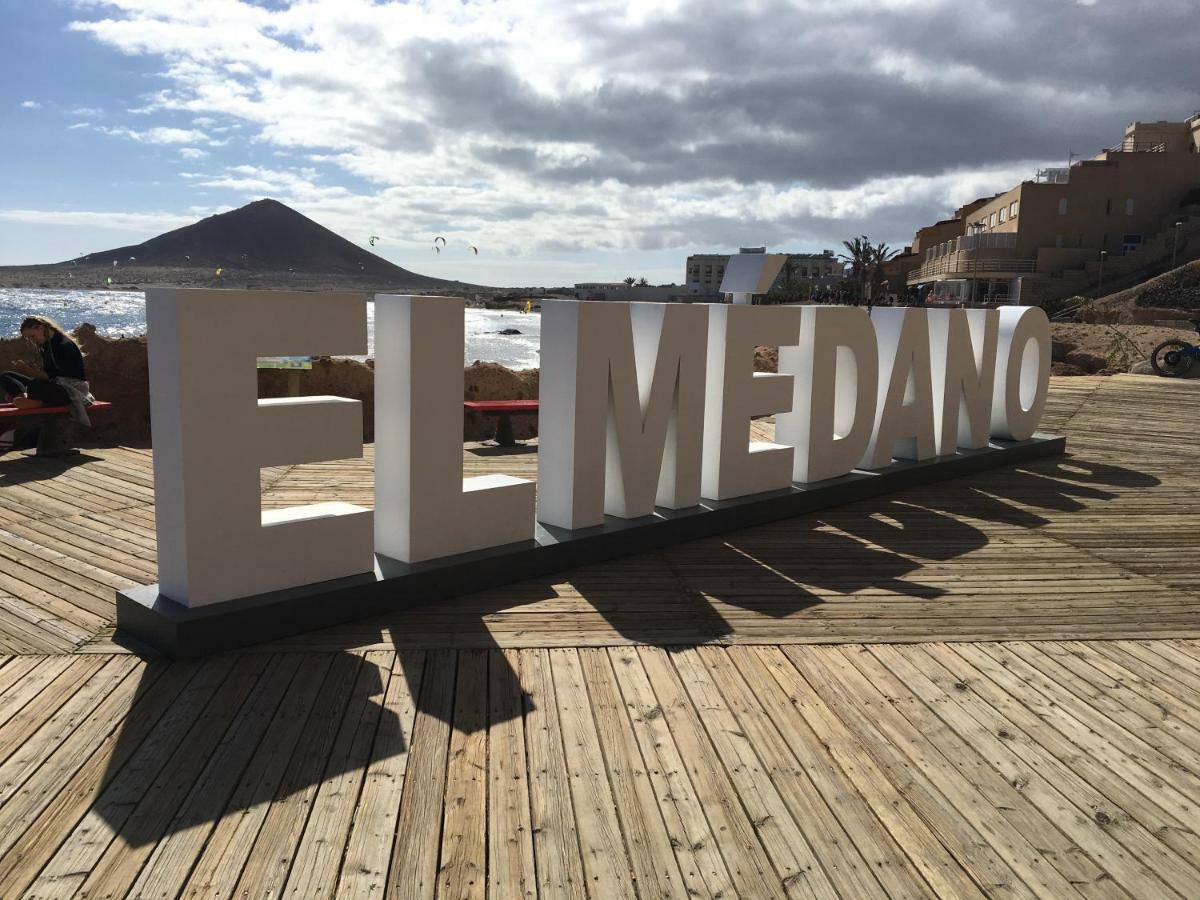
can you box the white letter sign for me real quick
[538,300,707,529]
[702,304,801,500]
[777,306,879,483]
[861,308,937,469]
[374,295,535,562]
[147,288,373,607]
[928,308,999,454]
[991,306,1052,441]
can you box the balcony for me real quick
[907,256,1038,284]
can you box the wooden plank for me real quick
[66,655,273,900]
[122,654,302,900]
[0,655,41,698]
[437,649,489,900]
[904,642,1200,898]
[285,649,395,900]
[698,645,921,899]
[0,655,106,764]
[577,647,689,900]
[609,644,737,899]
[636,646,785,898]
[780,645,1032,898]
[0,660,192,897]
[338,650,425,899]
[487,648,537,900]
[520,647,588,900]
[0,657,136,811]
[670,645,840,900]
[1004,643,1200,802]
[24,656,240,899]
[180,654,336,899]
[230,652,364,899]
[949,643,1200,876]
[550,647,638,899]
[859,645,1134,898]
[387,649,457,900]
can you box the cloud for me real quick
[178,147,209,159]
[0,208,198,232]
[98,125,212,144]
[59,0,1200,270]
[19,100,41,109]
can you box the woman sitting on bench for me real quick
[0,316,95,450]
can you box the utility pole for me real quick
[1097,250,1107,299]
[1173,220,1184,269]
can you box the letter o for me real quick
[990,306,1050,441]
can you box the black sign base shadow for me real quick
[117,433,1065,658]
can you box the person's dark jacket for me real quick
[40,332,86,381]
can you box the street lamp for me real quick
[1097,250,1107,299]
[1172,220,1185,269]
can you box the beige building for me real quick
[906,114,1200,303]
[686,247,842,296]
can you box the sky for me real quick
[1,0,1196,287]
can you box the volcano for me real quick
[74,198,456,288]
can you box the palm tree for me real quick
[866,242,900,308]
[839,236,871,305]
[623,276,636,287]
[636,276,649,286]
[840,236,899,308]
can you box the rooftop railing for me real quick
[908,257,1037,284]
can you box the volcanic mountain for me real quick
[73,198,456,288]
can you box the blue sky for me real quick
[2,0,1196,287]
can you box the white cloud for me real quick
[19,100,41,109]
[0,208,199,232]
[98,125,212,144]
[54,0,1197,282]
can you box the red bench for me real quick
[0,400,112,456]
[463,400,538,447]
[0,400,112,419]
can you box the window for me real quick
[1010,201,1019,218]
[990,212,998,227]
[1058,198,1068,215]
[999,207,1007,224]
[1125,198,1135,215]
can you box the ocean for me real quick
[0,288,542,370]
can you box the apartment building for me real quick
[685,247,843,296]
[905,114,1200,304]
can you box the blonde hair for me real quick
[20,316,84,355]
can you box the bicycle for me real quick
[1150,320,1200,377]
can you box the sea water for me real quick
[0,288,542,369]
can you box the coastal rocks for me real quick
[463,361,540,440]
[497,328,522,335]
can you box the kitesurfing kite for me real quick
[369,235,380,247]
[433,245,441,254]
[433,236,446,248]
[469,245,479,255]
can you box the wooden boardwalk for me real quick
[1,374,1199,897]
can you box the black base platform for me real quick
[117,433,1066,657]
